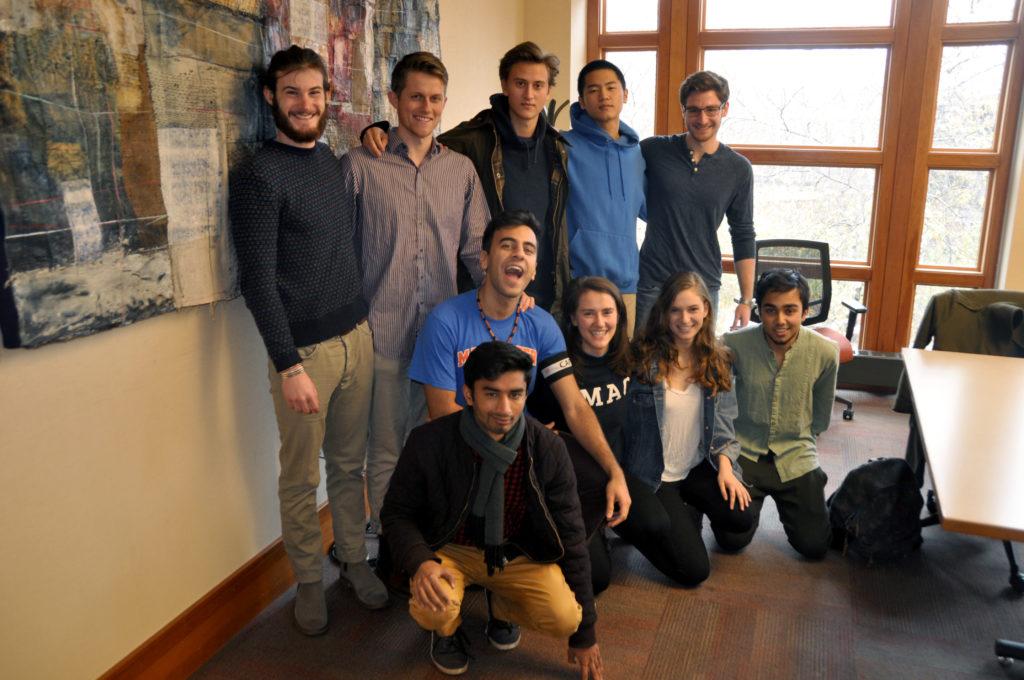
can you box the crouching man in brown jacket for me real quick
[381,341,603,678]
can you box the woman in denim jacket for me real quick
[615,271,754,586]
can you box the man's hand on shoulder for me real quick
[412,559,456,613]
[282,368,320,414]
[362,126,388,158]
[568,643,604,680]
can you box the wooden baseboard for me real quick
[100,505,333,680]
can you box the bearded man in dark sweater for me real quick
[382,342,604,679]
[229,45,386,636]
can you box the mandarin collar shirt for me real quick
[724,325,839,482]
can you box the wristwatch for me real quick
[734,296,754,306]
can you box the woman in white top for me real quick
[617,271,753,585]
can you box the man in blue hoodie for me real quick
[562,60,646,334]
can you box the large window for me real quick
[588,0,1023,351]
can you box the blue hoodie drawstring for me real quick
[605,149,613,195]
[616,145,625,198]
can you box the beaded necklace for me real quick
[476,291,523,343]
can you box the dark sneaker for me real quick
[430,628,472,675]
[484,591,521,650]
[327,542,342,567]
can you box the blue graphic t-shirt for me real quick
[409,290,573,405]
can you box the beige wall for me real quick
[1005,177,1024,290]
[0,300,289,679]
[438,0,524,131]
[1001,128,1024,288]
[438,0,586,133]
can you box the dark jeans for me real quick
[614,459,754,586]
[588,530,611,595]
[714,455,831,560]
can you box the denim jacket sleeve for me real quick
[709,380,744,481]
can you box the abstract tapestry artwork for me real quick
[0,0,440,348]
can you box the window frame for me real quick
[588,0,1024,351]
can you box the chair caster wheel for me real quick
[1010,571,1024,594]
[998,656,1014,667]
[927,490,938,515]
[842,409,853,421]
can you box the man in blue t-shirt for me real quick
[410,210,630,527]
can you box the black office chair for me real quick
[751,239,867,420]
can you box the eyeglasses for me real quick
[683,104,724,117]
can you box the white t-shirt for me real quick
[660,380,703,483]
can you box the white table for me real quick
[901,348,1024,663]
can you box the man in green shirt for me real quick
[718,269,839,559]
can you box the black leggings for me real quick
[614,460,754,586]
[562,433,613,594]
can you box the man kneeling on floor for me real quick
[381,341,603,678]
[717,268,839,559]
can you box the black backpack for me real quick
[828,458,923,563]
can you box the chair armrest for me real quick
[842,300,867,314]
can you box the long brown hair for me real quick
[632,271,732,394]
[562,277,632,378]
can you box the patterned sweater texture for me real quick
[229,140,367,371]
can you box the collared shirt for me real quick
[341,131,488,360]
[724,324,839,482]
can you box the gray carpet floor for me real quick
[194,391,1024,679]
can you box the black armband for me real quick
[539,352,573,384]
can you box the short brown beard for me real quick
[271,96,328,143]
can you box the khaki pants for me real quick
[366,354,427,532]
[409,543,582,638]
[268,321,373,581]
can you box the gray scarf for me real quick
[459,408,525,574]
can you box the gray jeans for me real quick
[366,354,427,533]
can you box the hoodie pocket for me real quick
[568,227,640,291]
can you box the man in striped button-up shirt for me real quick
[338,52,489,538]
